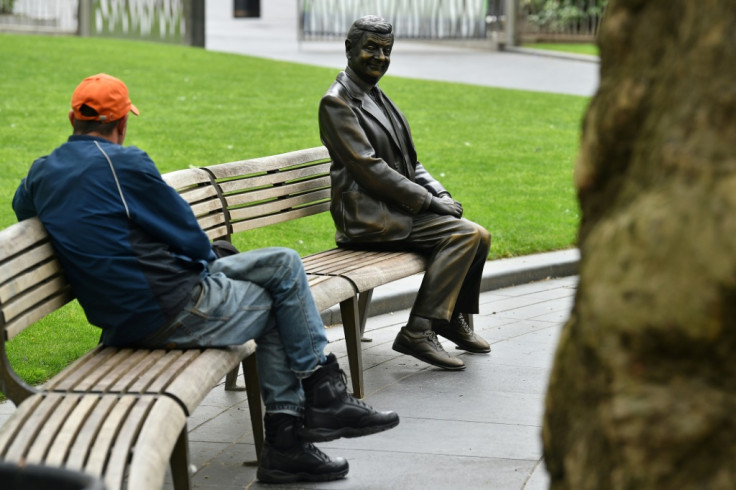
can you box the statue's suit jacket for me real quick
[319,70,448,244]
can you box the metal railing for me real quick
[0,0,77,33]
[298,0,489,40]
[0,0,203,45]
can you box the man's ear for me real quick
[117,115,128,133]
[116,114,129,144]
[68,110,75,127]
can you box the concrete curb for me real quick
[320,248,580,326]
[504,46,600,64]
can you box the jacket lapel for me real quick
[337,72,404,152]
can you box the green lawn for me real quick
[0,33,589,387]
[524,42,599,56]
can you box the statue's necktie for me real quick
[371,88,411,176]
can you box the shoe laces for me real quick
[453,314,473,335]
[426,330,448,352]
[303,442,332,462]
[336,368,371,407]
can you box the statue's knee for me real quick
[479,226,491,248]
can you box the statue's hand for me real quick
[430,196,463,218]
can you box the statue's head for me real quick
[345,15,394,85]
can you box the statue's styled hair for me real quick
[346,15,393,47]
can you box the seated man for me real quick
[319,16,492,371]
[12,73,399,484]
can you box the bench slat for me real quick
[104,397,153,489]
[339,254,427,292]
[143,349,201,394]
[227,189,330,223]
[65,396,117,471]
[163,343,255,414]
[0,258,62,306]
[229,202,331,234]
[189,198,224,218]
[26,394,81,464]
[115,349,185,393]
[4,286,74,341]
[52,348,131,393]
[103,349,167,393]
[204,146,330,179]
[161,168,212,190]
[303,249,427,293]
[127,396,188,490]
[2,276,69,330]
[0,217,49,260]
[217,163,330,197]
[45,394,99,467]
[1,394,56,461]
[223,175,330,209]
[85,395,136,479]
[303,249,400,273]
[0,241,57,287]
[175,184,219,206]
[307,274,356,313]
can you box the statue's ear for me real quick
[345,39,352,57]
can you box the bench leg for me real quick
[339,296,365,399]
[243,354,264,462]
[224,365,246,391]
[170,426,192,490]
[357,289,374,342]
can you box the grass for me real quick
[524,42,599,56]
[0,33,589,388]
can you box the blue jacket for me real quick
[13,135,216,346]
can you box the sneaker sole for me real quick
[301,417,400,443]
[392,343,466,370]
[257,466,349,483]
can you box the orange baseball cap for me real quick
[71,73,140,122]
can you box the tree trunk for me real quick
[542,1,736,488]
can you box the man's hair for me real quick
[346,15,393,46]
[73,104,121,135]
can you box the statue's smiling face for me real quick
[348,32,394,85]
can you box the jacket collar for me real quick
[336,70,415,167]
[337,70,394,135]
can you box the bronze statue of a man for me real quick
[319,15,492,370]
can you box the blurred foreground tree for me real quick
[543,0,736,488]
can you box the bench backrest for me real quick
[0,218,74,403]
[163,146,332,241]
[1,146,333,403]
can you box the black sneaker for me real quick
[392,327,466,370]
[434,313,491,353]
[301,354,400,442]
[257,413,348,483]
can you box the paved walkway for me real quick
[165,265,578,489]
[205,0,599,97]
[0,3,591,488]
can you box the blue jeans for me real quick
[140,247,328,416]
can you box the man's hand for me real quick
[429,195,463,218]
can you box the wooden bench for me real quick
[0,218,263,489]
[166,146,429,399]
[0,145,429,489]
